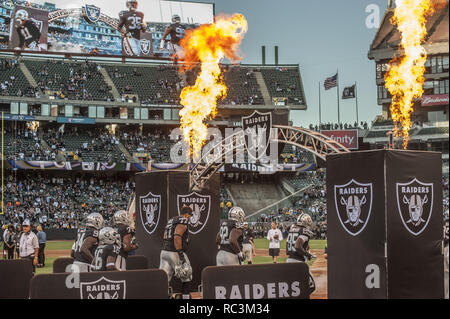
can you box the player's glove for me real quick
[304,252,313,261]
[159,40,166,50]
[237,252,245,264]
[177,249,186,263]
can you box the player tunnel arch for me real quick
[48,7,120,29]
[190,125,350,190]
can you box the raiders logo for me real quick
[84,5,101,23]
[177,192,211,234]
[242,111,272,160]
[334,179,373,236]
[139,192,161,235]
[140,39,151,55]
[80,277,126,299]
[396,178,433,236]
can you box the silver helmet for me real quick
[126,0,138,10]
[15,9,29,23]
[113,210,130,226]
[228,206,245,223]
[99,227,121,246]
[297,213,313,228]
[172,14,181,23]
[174,261,192,282]
[85,213,104,230]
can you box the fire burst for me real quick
[178,14,248,159]
[384,0,434,149]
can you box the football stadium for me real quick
[0,0,448,302]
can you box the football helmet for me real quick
[172,14,181,23]
[180,205,193,216]
[85,213,104,230]
[174,261,192,282]
[15,9,29,23]
[297,213,313,228]
[113,210,130,226]
[99,227,121,246]
[126,0,138,10]
[228,206,245,223]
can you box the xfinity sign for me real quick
[321,130,359,150]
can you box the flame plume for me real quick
[178,14,248,159]
[384,0,434,149]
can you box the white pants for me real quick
[159,250,190,282]
[115,255,127,271]
[72,261,91,273]
[242,244,253,261]
[216,250,240,266]
[123,36,141,56]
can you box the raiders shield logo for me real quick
[140,39,151,55]
[242,111,272,160]
[334,179,373,236]
[84,5,101,23]
[80,277,126,299]
[139,192,161,235]
[396,178,433,236]
[177,192,211,234]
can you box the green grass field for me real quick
[35,239,327,274]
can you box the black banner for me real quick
[202,263,311,299]
[385,150,444,298]
[327,150,444,299]
[30,269,168,299]
[52,256,148,273]
[327,150,387,299]
[135,171,220,293]
[0,259,33,299]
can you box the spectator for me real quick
[37,225,47,268]
[18,220,39,274]
[266,221,283,263]
[4,226,16,260]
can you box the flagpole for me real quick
[336,70,340,125]
[355,82,359,126]
[318,81,322,130]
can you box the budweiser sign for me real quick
[421,94,449,107]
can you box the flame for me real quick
[384,0,435,149]
[178,14,248,159]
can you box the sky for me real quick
[34,0,389,127]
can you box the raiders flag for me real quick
[342,84,356,99]
[327,150,444,299]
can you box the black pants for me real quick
[7,246,15,259]
[21,256,36,274]
[38,243,46,266]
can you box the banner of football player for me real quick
[327,149,444,299]
[8,5,49,51]
[1,1,214,59]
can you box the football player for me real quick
[14,9,42,51]
[242,222,255,264]
[118,0,146,56]
[216,206,245,266]
[159,205,194,299]
[112,210,138,271]
[92,227,121,271]
[286,213,316,295]
[160,14,186,60]
[71,213,104,272]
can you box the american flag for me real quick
[324,73,338,90]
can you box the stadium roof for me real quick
[368,0,449,60]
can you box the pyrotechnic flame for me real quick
[178,14,248,159]
[384,0,434,149]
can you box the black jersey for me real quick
[92,244,120,271]
[118,10,145,39]
[73,227,99,264]
[162,216,189,252]
[286,225,311,261]
[167,23,185,45]
[243,228,254,244]
[218,219,243,254]
[116,224,134,258]
[17,20,41,48]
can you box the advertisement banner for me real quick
[8,5,48,51]
[56,117,95,124]
[421,94,449,107]
[321,130,359,150]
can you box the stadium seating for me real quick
[0,58,34,97]
[260,67,305,105]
